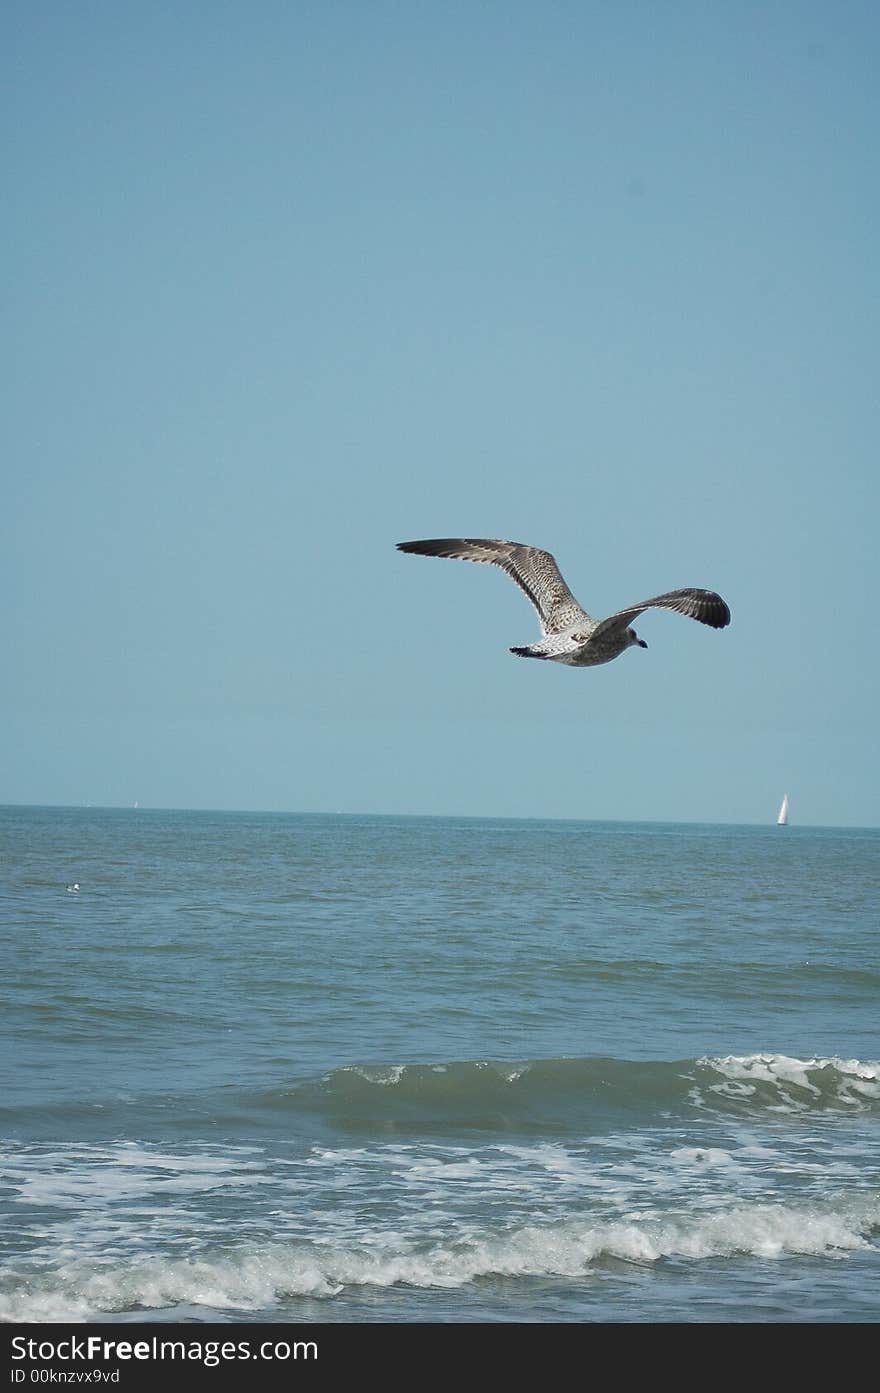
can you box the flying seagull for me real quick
[397,538,730,667]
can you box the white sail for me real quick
[777,794,789,826]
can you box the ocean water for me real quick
[1,805,878,1324]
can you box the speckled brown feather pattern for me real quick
[397,537,730,669]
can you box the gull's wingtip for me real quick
[398,539,442,555]
[688,589,731,629]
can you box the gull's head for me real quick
[628,628,648,650]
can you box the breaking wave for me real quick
[3,1192,878,1322]
[252,1053,880,1130]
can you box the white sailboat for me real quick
[777,794,789,826]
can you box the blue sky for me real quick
[4,1,878,825]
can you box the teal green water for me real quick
[1,806,878,1322]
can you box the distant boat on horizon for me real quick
[777,794,790,826]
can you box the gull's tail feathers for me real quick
[509,644,551,660]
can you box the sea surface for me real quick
[1,805,878,1324]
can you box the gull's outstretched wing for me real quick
[590,589,731,641]
[397,538,592,635]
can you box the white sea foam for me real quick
[345,1064,406,1086]
[399,1158,486,1180]
[669,1147,741,1169]
[2,1195,877,1322]
[1,1145,267,1209]
[703,1054,880,1085]
[497,1064,530,1083]
[697,1054,880,1111]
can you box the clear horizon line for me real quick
[0,801,876,832]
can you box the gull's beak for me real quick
[638,639,648,649]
